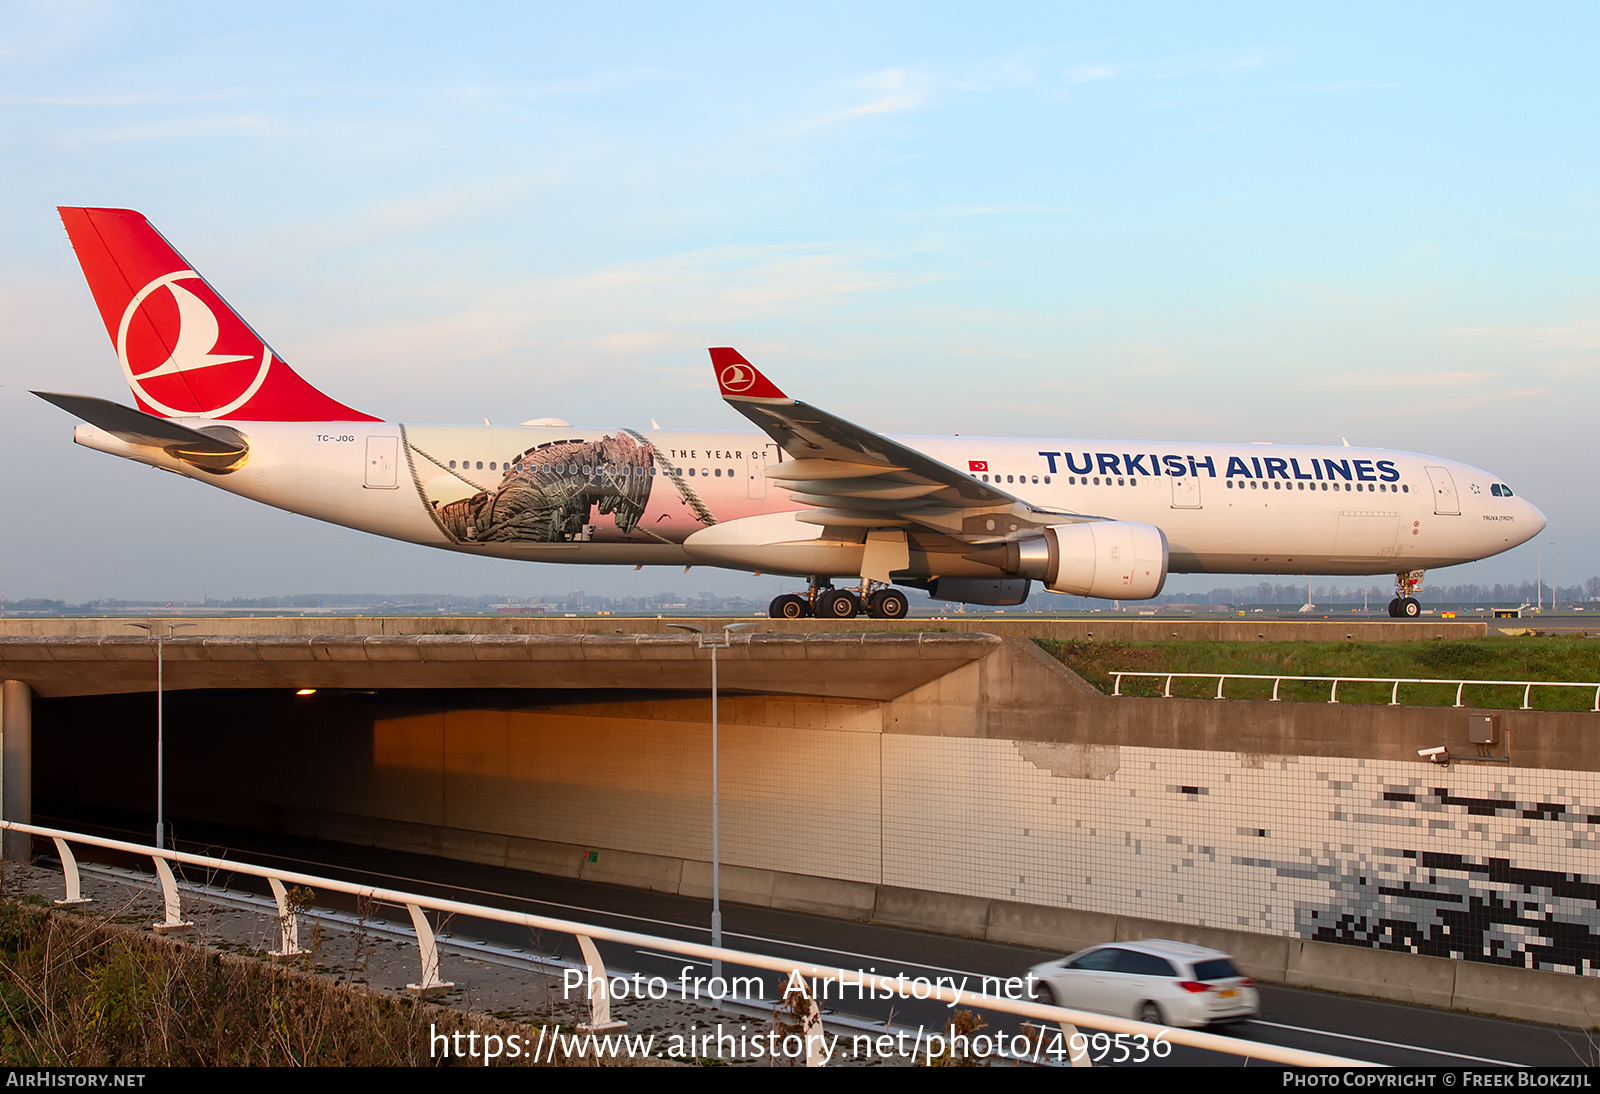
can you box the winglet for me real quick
[709,348,789,401]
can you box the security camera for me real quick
[1418,746,1448,764]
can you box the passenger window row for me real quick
[1226,480,1409,493]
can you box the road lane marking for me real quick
[1251,1020,1526,1066]
[637,949,709,966]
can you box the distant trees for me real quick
[1027,574,1600,610]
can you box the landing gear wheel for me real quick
[769,594,811,619]
[1387,597,1402,618]
[867,589,909,620]
[1401,596,1421,618]
[817,589,860,619]
[1139,1001,1164,1025]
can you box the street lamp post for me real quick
[1550,541,1557,612]
[668,621,755,983]
[125,621,196,848]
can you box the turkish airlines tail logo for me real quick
[708,347,789,401]
[59,207,378,422]
[117,271,273,417]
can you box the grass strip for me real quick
[1035,635,1600,711]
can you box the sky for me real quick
[1,3,1596,603]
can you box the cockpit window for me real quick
[1491,483,1514,497]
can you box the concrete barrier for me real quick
[770,872,878,921]
[578,847,684,894]
[874,885,993,938]
[1452,959,1600,1029]
[985,901,1117,955]
[1285,938,1458,1010]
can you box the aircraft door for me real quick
[365,435,399,489]
[1425,466,1460,515]
[1170,476,1202,509]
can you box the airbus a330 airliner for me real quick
[39,207,1545,620]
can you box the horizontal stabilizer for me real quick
[34,391,247,456]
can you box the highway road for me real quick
[43,813,1593,1068]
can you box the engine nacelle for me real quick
[1007,521,1169,600]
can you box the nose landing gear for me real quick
[1387,570,1425,618]
[767,578,910,620]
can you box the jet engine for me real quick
[1005,521,1168,600]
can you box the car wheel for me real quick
[1033,982,1057,1005]
[1139,1001,1164,1026]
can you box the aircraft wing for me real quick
[709,349,1092,542]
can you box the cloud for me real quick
[1358,386,1552,418]
[291,241,949,389]
[1066,64,1119,84]
[1318,79,1404,91]
[1315,369,1499,390]
[829,68,928,121]
[953,50,1040,91]
[62,113,277,141]
[588,331,675,353]
[917,204,1073,218]
[799,51,1051,130]
[0,89,249,107]
[1440,320,1600,356]
[1074,49,1289,87]
[430,68,674,102]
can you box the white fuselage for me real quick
[75,420,1546,585]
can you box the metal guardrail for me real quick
[0,820,1373,1068]
[1110,671,1600,710]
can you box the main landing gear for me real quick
[768,578,909,620]
[1387,569,1425,618]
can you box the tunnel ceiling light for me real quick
[296,689,317,696]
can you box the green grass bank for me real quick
[1036,635,1600,710]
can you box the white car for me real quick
[1027,940,1259,1028]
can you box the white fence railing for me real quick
[1109,672,1600,710]
[0,820,1372,1068]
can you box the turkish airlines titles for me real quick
[1030,451,1403,483]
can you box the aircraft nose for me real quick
[1526,499,1547,537]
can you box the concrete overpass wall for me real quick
[11,628,1596,1025]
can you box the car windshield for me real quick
[1193,958,1241,981]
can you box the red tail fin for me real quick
[58,207,379,422]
